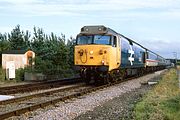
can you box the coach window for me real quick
[112,36,117,47]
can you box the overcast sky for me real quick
[0,0,179,59]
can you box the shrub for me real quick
[0,67,5,82]
[15,68,25,82]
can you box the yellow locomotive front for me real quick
[74,26,121,84]
[75,44,110,68]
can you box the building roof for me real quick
[2,50,31,54]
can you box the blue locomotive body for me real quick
[120,36,146,68]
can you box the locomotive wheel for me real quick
[80,69,91,85]
[137,69,141,77]
[103,74,110,84]
[85,78,91,84]
[119,69,127,80]
[111,71,118,82]
[85,71,92,84]
[140,68,144,76]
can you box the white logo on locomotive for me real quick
[128,45,134,65]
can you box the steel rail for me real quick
[0,77,81,94]
[0,77,80,90]
[0,84,85,105]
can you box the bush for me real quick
[15,68,25,82]
[0,67,5,82]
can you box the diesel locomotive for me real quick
[74,25,168,84]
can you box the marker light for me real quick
[90,51,93,55]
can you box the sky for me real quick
[0,0,179,59]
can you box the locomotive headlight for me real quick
[89,50,93,55]
[85,28,89,32]
[98,27,102,31]
[102,60,105,65]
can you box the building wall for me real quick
[2,54,26,69]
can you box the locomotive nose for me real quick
[75,45,109,66]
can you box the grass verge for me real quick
[0,67,24,85]
[134,69,180,120]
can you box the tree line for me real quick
[0,25,76,75]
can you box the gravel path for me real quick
[74,84,152,120]
[9,70,165,120]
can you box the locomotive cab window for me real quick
[76,35,111,45]
[94,35,111,45]
[76,35,93,45]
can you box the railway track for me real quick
[0,83,89,119]
[0,74,140,120]
[0,77,81,95]
[0,70,166,120]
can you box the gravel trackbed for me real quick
[10,70,165,120]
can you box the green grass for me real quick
[134,69,180,120]
[161,96,180,119]
[0,67,24,85]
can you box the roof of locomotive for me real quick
[79,25,118,35]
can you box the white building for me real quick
[1,50,35,69]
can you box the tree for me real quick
[23,30,31,49]
[67,36,76,66]
[8,25,30,50]
[31,27,46,57]
[1,25,76,76]
[0,33,10,52]
[51,34,68,65]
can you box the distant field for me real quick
[134,69,180,120]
